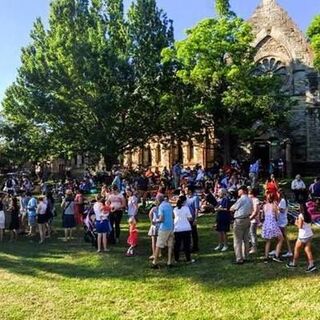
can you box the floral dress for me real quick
[261,203,282,239]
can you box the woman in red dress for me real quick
[126,217,138,256]
[74,189,84,226]
[264,174,279,202]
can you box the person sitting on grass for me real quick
[287,204,317,273]
[126,217,138,257]
[151,194,174,269]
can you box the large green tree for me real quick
[162,0,289,163]
[1,0,175,168]
[307,15,320,72]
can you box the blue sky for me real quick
[0,0,319,102]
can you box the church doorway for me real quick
[252,142,270,174]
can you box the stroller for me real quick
[83,203,97,248]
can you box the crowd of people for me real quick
[1,159,320,273]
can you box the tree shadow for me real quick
[0,216,319,289]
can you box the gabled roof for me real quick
[249,0,313,66]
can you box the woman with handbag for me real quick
[61,190,76,242]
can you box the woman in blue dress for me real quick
[214,188,231,252]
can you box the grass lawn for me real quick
[1,214,320,320]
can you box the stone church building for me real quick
[123,0,320,176]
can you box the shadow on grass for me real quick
[0,216,319,289]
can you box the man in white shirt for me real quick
[291,174,306,203]
[230,186,253,264]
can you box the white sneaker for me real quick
[282,252,293,258]
[214,244,223,251]
[221,245,228,252]
[268,250,276,257]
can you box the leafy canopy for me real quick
[1,0,175,167]
[307,15,320,71]
[162,0,290,160]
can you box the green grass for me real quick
[1,215,320,320]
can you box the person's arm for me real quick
[186,207,193,221]
[121,195,127,209]
[249,200,259,220]
[148,207,154,223]
[291,181,296,190]
[132,198,138,216]
[230,198,241,212]
[193,196,200,224]
[278,199,287,214]
[295,215,303,228]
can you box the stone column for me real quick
[207,139,215,167]
[285,140,292,178]
[182,141,190,166]
[123,151,132,168]
[194,140,205,168]
[76,154,83,168]
[161,145,171,170]
[150,142,158,169]
[131,149,142,168]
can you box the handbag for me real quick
[62,201,72,219]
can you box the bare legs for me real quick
[264,236,283,258]
[64,228,73,241]
[219,232,228,247]
[97,233,108,252]
[153,246,172,266]
[38,224,45,244]
[292,240,314,267]
[150,236,157,259]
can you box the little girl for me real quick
[287,204,317,272]
[94,195,110,253]
[126,217,138,257]
[148,201,159,259]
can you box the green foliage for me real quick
[215,0,234,18]
[1,0,175,167]
[162,10,290,161]
[307,15,320,71]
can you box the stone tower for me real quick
[249,0,319,175]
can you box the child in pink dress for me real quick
[126,217,138,257]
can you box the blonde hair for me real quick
[128,217,136,225]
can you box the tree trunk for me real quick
[102,152,118,171]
